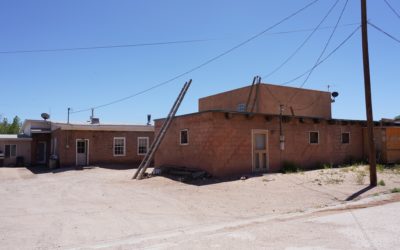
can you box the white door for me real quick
[76,139,88,166]
[252,130,268,172]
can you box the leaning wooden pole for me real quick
[361,0,377,186]
[132,79,192,180]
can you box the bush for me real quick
[282,161,300,173]
[391,187,400,193]
[377,164,385,172]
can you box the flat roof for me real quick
[154,110,399,127]
[51,123,154,132]
[0,134,32,141]
[199,83,330,100]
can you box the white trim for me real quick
[179,129,189,145]
[251,129,269,172]
[309,131,319,145]
[137,137,149,155]
[341,132,351,144]
[75,139,89,166]
[113,137,126,157]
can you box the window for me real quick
[77,141,86,154]
[309,131,319,144]
[180,129,189,145]
[237,103,246,112]
[137,137,149,155]
[113,137,126,156]
[5,144,17,158]
[341,132,350,144]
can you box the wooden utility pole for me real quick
[361,0,377,186]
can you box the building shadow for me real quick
[26,163,139,175]
[155,173,264,186]
[26,165,86,174]
[345,185,376,201]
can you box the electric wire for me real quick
[383,0,400,20]
[368,21,400,44]
[70,0,321,114]
[262,0,340,80]
[0,23,359,55]
[287,0,349,107]
[280,25,360,86]
[262,22,358,36]
[252,24,360,108]
[0,39,213,54]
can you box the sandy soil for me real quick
[0,165,399,249]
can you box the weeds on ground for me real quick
[391,187,400,193]
[377,164,385,173]
[378,179,386,186]
[354,167,367,185]
[315,168,345,185]
[392,164,400,174]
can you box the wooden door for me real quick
[252,130,268,172]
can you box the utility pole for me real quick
[361,0,377,186]
[67,108,71,124]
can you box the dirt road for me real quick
[0,166,399,249]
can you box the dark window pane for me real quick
[180,130,188,144]
[309,132,319,144]
[342,133,350,144]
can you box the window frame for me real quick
[237,103,246,112]
[341,132,350,144]
[137,137,149,155]
[180,129,189,145]
[113,137,126,157]
[5,144,17,158]
[309,131,319,145]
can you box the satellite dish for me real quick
[331,92,339,98]
[41,113,50,120]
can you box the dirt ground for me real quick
[1,165,400,249]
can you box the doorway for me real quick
[252,130,268,173]
[76,139,89,166]
[36,141,47,164]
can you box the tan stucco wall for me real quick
[52,129,154,166]
[199,84,332,119]
[0,140,31,166]
[155,111,364,177]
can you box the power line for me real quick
[287,0,349,106]
[383,0,400,19]
[0,23,359,55]
[264,25,360,108]
[281,25,360,86]
[262,0,340,79]
[262,22,358,36]
[71,0,321,114]
[0,39,215,54]
[368,21,400,44]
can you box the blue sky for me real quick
[0,0,399,124]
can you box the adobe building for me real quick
[0,119,154,167]
[0,135,32,166]
[154,83,400,177]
